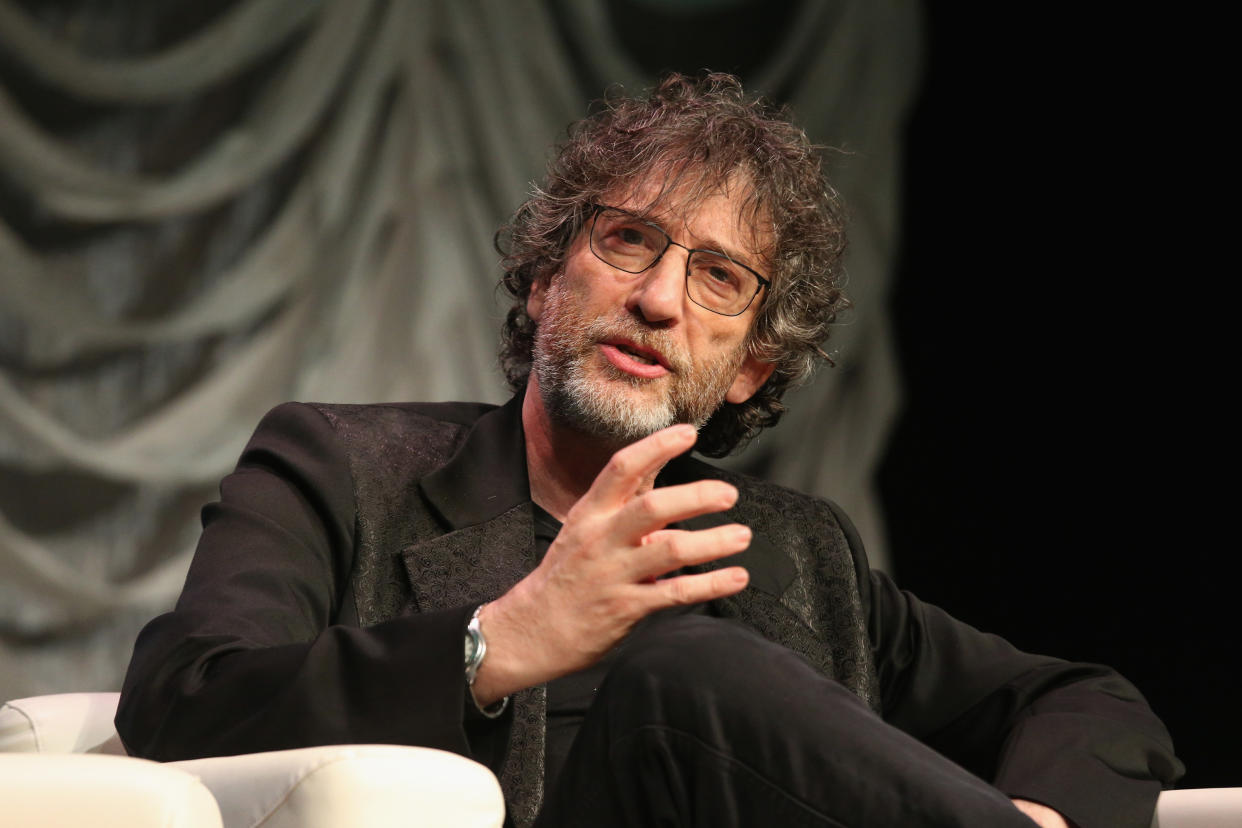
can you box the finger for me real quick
[614,479,738,539]
[629,524,752,580]
[646,566,750,608]
[583,424,698,507]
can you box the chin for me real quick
[545,372,680,446]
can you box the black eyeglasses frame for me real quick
[587,204,770,317]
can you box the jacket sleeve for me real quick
[116,402,506,762]
[832,505,1183,828]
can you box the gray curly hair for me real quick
[497,72,849,457]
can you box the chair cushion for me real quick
[1153,788,1242,828]
[172,744,505,828]
[0,692,124,754]
[0,753,222,828]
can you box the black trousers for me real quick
[535,615,1039,827]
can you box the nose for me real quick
[627,244,687,325]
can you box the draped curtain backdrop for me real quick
[0,0,920,700]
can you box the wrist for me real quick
[470,594,544,705]
[469,601,514,707]
[465,603,507,717]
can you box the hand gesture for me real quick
[472,425,751,704]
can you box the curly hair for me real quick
[497,72,849,457]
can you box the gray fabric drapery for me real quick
[0,0,920,700]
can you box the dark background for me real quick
[879,6,1230,788]
[617,1,1230,789]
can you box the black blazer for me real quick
[117,394,1180,828]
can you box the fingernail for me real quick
[733,526,752,544]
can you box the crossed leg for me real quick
[535,615,1037,828]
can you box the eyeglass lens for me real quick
[590,209,760,316]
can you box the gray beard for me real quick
[531,284,745,446]
[536,345,678,446]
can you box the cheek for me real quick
[696,317,750,354]
[561,262,623,312]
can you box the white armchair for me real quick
[1,692,505,828]
[0,752,224,828]
[1152,788,1242,828]
[2,691,1236,828]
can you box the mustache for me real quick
[582,315,690,374]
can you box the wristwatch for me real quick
[464,604,488,686]
[464,604,509,718]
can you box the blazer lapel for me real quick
[397,393,537,609]
[400,504,535,611]
[399,505,547,828]
[395,394,547,828]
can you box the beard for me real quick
[531,281,747,446]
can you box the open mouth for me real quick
[616,343,657,365]
[598,338,671,378]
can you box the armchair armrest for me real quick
[3,693,504,827]
[171,744,505,828]
[0,691,124,754]
[1153,788,1242,828]
[0,753,222,828]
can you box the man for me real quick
[117,74,1181,827]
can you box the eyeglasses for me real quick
[588,205,770,317]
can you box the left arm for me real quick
[831,504,1182,828]
[865,569,1181,827]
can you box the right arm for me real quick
[117,403,480,761]
[118,411,749,759]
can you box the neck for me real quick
[522,375,662,521]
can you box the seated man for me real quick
[116,73,1181,828]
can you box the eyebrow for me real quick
[629,208,760,270]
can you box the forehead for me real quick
[603,173,773,266]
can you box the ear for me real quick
[725,353,776,404]
[526,274,549,322]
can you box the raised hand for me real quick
[472,424,751,705]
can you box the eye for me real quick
[615,226,647,247]
[690,253,744,297]
[599,214,658,249]
[592,211,668,272]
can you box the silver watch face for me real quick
[465,632,479,663]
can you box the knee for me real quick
[588,614,876,772]
[603,613,874,723]
[603,614,818,708]
[613,615,757,680]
